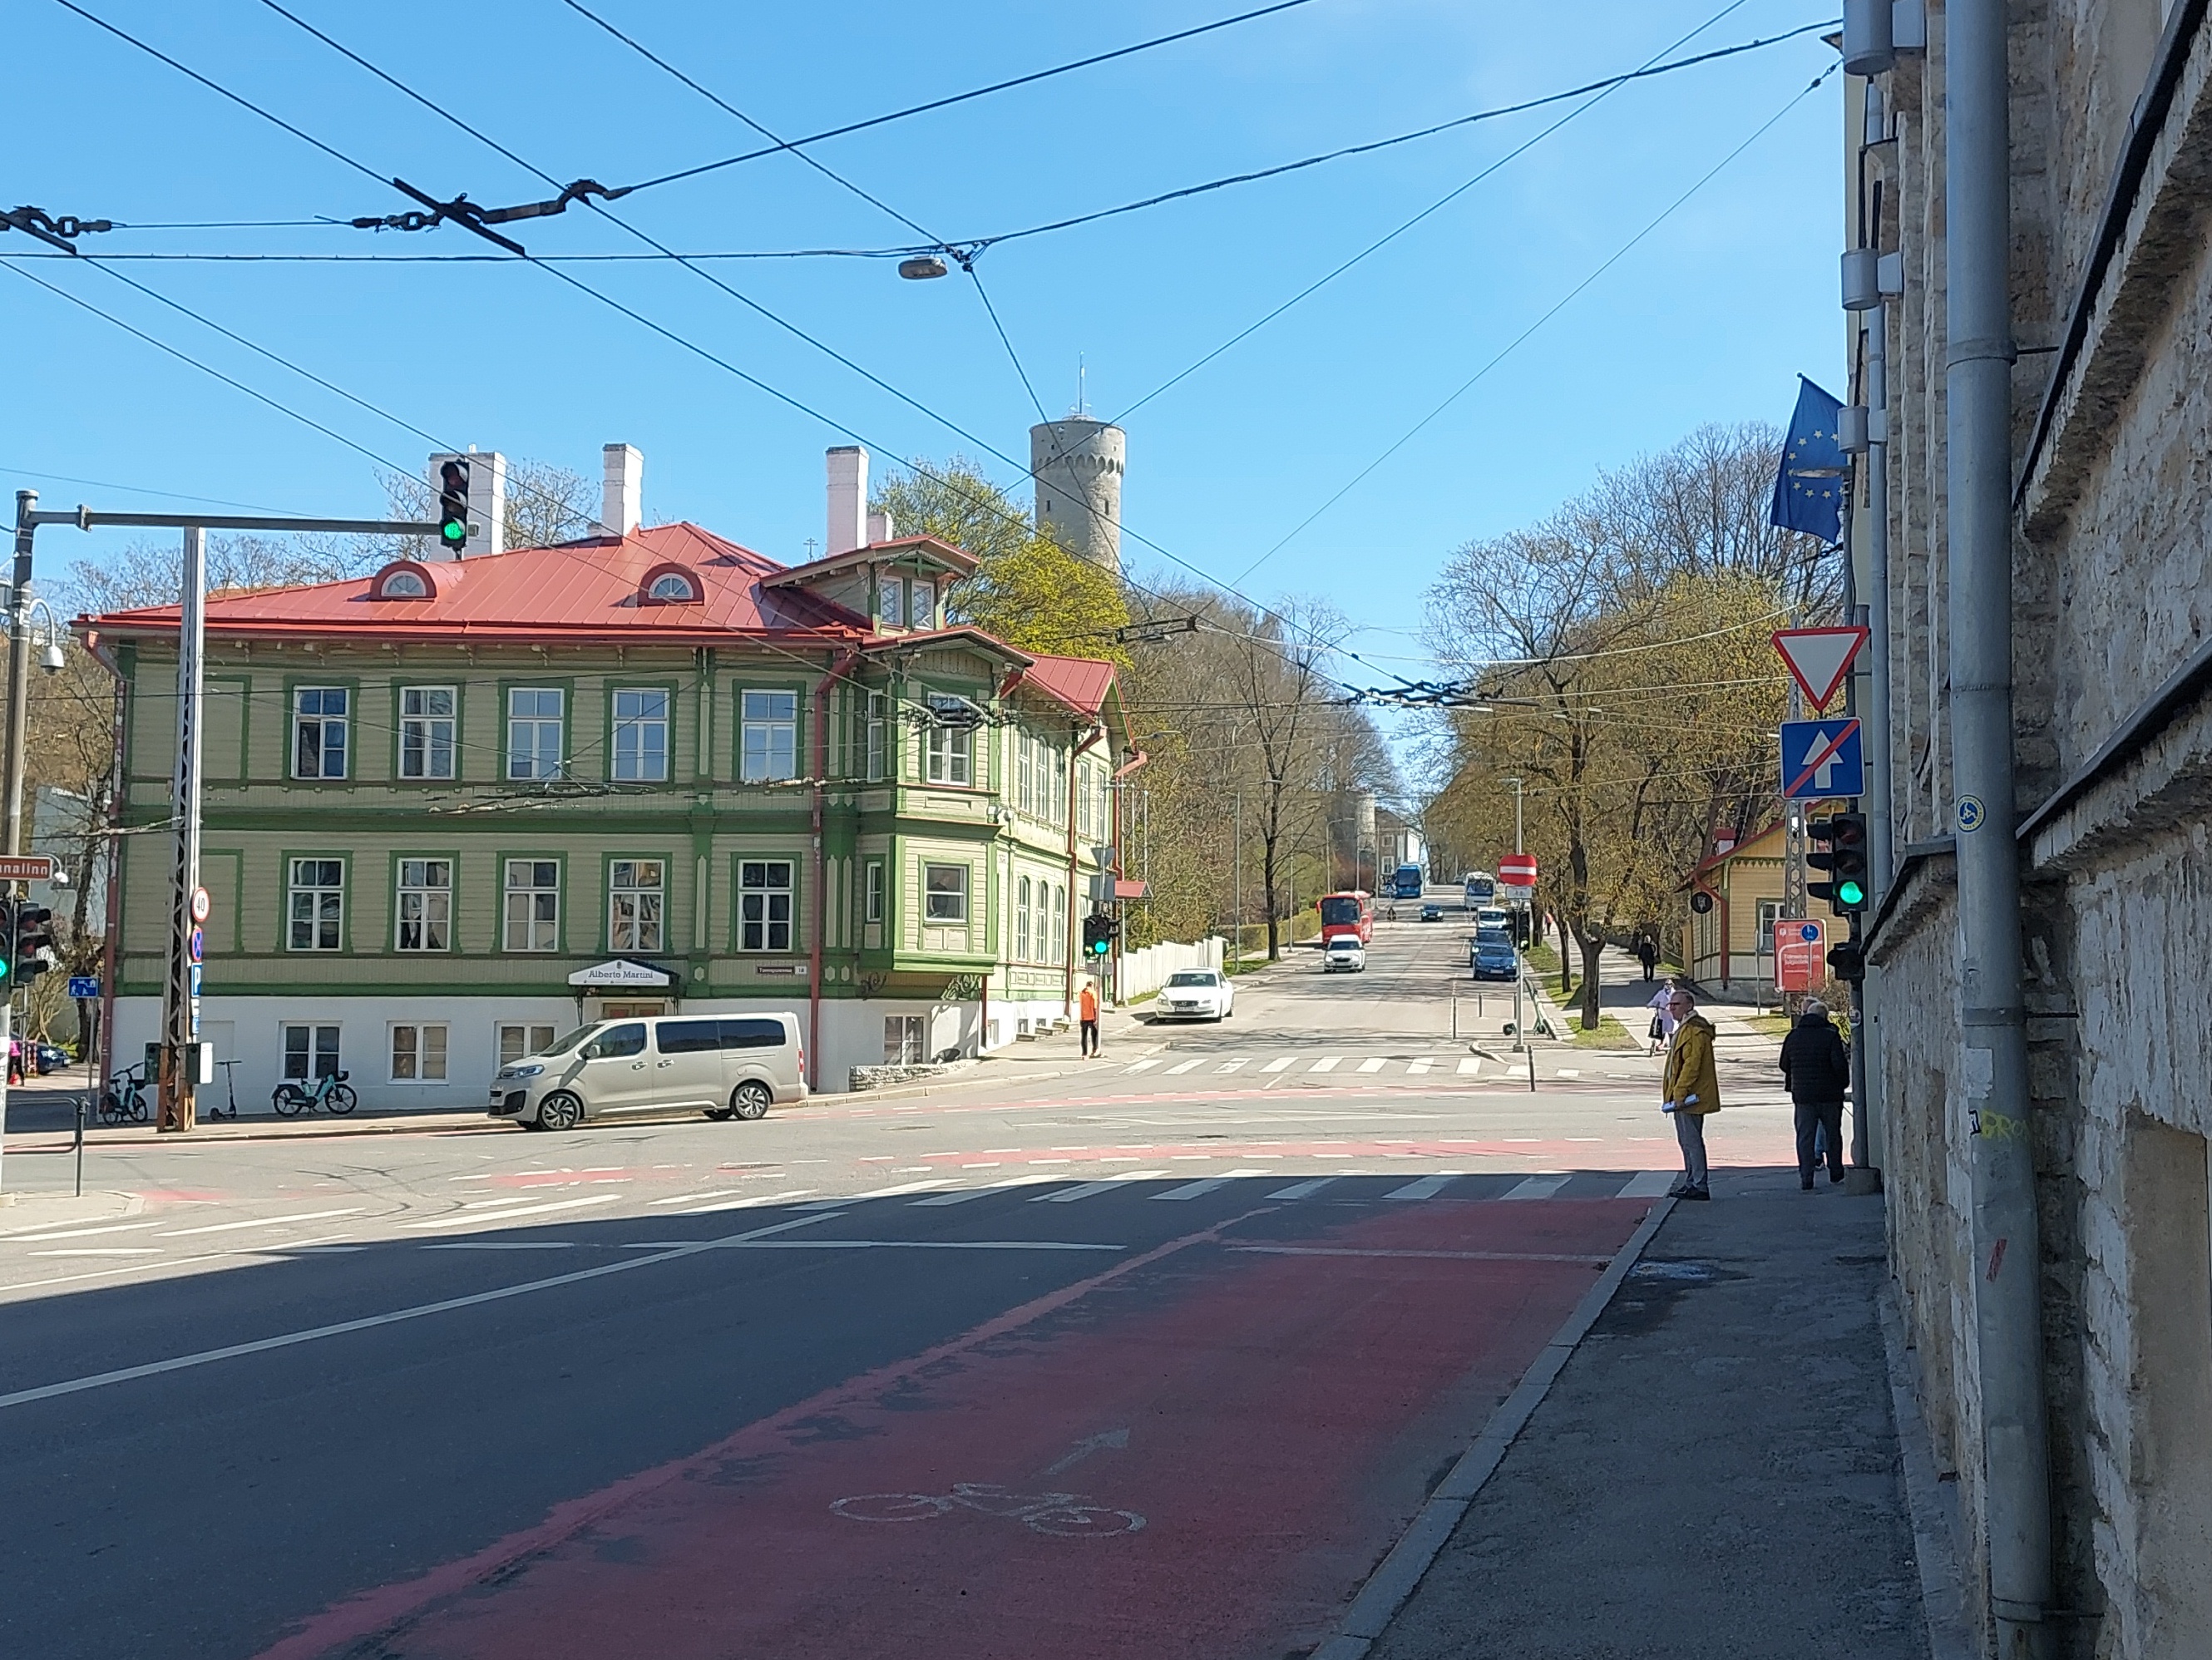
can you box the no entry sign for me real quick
[1497,853,1538,886]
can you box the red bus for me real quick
[1317,891,1375,946]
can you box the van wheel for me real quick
[538,1091,583,1131]
[728,1082,773,1121]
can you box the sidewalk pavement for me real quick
[1345,1173,1944,1660]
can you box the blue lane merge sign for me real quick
[67,976,101,1000]
[1780,718,1865,799]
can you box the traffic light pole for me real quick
[158,528,206,1133]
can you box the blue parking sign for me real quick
[1780,718,1864,799]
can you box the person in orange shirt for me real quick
[1078,981,1101,1058]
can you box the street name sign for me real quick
[0,854,56,882]
[1775,919,1826,992]
[1771,627,1869,710]
[1780,717,1864,799]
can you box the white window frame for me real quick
[738,859,795,952]
[864,691,886,782]
[1016,875,1034,962]
[1052,882,1067,964]
[611,688,670,783]
[398,685,457,780]
[395,857,452,952]
[910,579,936,630]
[282,1023,341,1081]
[880,576,905,629]
[506,687,565,781]
[740,689,799,783]
[864,859,885,924]
[885,1013,926,1065]
[1756,899,1781,957]
[390,1023,448,1082]
[497,1023,558,1068]
[926,724,972,786]
[292,686,349,780]
[287,857,344,951]
[608,858,665,953]
[923,862,969,924]
[503,859,560,952]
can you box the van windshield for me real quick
[538,1025,600,1057]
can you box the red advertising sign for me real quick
[1775,917,1826,992]
[1496,853,1538,885]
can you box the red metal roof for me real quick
[1015,654,1118,719]
[76,523,871,647]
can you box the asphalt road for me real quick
[0,902,1797,1658]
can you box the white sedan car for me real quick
[1153,969,1235,1021]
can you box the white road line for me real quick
[422,1242,579,1252]
[674,1189,814,1214]
[1123,1059,1160,1073]
[1501,1175,1572,1201]
[1553,1068,1581,1079]
[650,1188,744,1207]
[1406,1058,1434,1075]
[0,1214,836,1412]
[1456,1058,1483,1075]
[1164,1060,1203,1075]
[1154,1169,1270,1202]
[1216,1059,1247,1073]
[402,1194,623,1230]
[30,1247,164,1257]
[1261,1056,1299,1073]
[911,1175,1065,1207]
[1617,1170,1676,1198]
[1265,1177,1340,1201]
[792,1179,950,1208]
[1385,1173,1463,1201]
[160,1208,368,1238]
[1308,1057,1343,1073]
[5,1219,169,1243]
[1355,1058,1387,1074]
[1037,1171,1170,1203]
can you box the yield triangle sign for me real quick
[1772,626,1869,709]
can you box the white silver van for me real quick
[487,1013,807,1130]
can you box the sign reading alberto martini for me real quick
[567,958,676,990]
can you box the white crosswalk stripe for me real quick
[1554,1068,1581,1079]
[1123,1059,1161,1073]
[1216,1058,1247,1073]
[1385,1173,1463,1201]
[1355,1058,1386,1074]
[1265,1177,1338,1201]
[1501,1175,1571,1201]
[1164,1059,1203,1075]
[1407,1058,1433,1075]
[1262,1056,1298,1073]
[1617,1170,1676,1198]
[1309,1057,1343,1073]
[1154,1169,1271,1202]
[1035,1171,1171,1203]
[1456,1058,1483,1075]
[909,1175,1067,1207]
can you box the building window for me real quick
[1052,882,1066,963]
[399,686,457,780]
[1016,732,1033,816]
[611,688,669,783]
[865,691,886,782]
[503,859,560,951]
[506,688,565,780]
[880,576,905,630]
[645,570,699,603]
[740,689,798,783]
[1016,876,1033,962]
[498,1023,558,1068]
[1756,899,1780,957]
[609,859,664,953]
[864,859,884,924]
[287,858,344,951]
[738,859,794,951]
[885,1015,926,1065]
[390,1024,448,1082]
[923,862,968,924]
[395,858,452,952]
[911,580,936,630]
[926,724,972,786]
[292,687,349,779]
[282,1024,340,1081]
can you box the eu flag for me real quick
[1770,376,1846,542]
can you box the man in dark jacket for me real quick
[1779,999,1851,1188]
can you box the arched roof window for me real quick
[370,561,437,600]
[639,563,702,605]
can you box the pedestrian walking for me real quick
[1078,980,1102,1059]
[1659,985,1720,1200]
[1636,936,1658,982]
[1779,997,1851,1188]
[6,1035,21,1087]
[1646,978,1681,1057]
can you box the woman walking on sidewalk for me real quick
[1660,986,1721,1200]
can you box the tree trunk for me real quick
[1555,914,1574,997]
[1578,932,1606,1029]
[1262,836,1281,960]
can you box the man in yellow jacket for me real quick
[1660,983,1721,1200]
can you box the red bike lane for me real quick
[261,1196,1652,1660]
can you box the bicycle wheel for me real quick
[1024,1505,1147,1539]
[272,1084,306,1117]
[328,1083,358,1116]
[831,1494,952,1524]
[128,1092,148,1123]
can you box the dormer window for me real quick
[639,563,702,605]
[371,561,437,600]
[911,580,936,630]
[881,577,905,630]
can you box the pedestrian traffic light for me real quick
[1829,939,1866,982]
[1808,812,1870,916]
[1082,913,1113,957]
[437,457,470,551]
[12,904,54,985]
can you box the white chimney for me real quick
[826,445,867,557]
[600,443,643,538]
[866,507,896,544]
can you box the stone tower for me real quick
[1029,415,1125,572]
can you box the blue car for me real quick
[1470,936,1519,981]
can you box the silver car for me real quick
[488,1013,807,1131]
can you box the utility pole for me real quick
[158,529,206,1132]
[1504,776,1524,854]
[0,492,38,1196]
[1232,791,1243,968]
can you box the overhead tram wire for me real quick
[1229,62,1842,586]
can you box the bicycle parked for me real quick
[271,1069,356,1117]
[98,1064,151,1124]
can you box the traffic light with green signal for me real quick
[1808,813,1870,916]
[437,457,470,552]
[1082,912,1114,958]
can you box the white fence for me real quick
[1117,936,1226,1003]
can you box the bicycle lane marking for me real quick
[253,1198,1649,1660]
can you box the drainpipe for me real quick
[1947,2,2053,1653]
[1064,725,1104,1015]
[1108,750,1148,1004]
[807,648,862,1092]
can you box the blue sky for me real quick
[7,0,1843,691]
